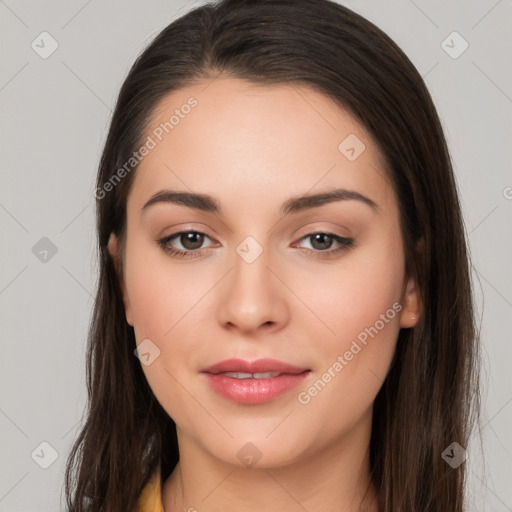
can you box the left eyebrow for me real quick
[140,188,379,215]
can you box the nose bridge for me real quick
[217,235,287,332]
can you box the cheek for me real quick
[123,239,218,402]
[124,246,209,423]
[296,234,405,352]
[124,239,209,340]
[292,233,404,415]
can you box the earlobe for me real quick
[399,275,421,328]
[107,233,134,326]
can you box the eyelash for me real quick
[157,231,354,259]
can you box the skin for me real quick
[108,76,420,512]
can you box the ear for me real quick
[399,275,421,328]
[107,233,134,326]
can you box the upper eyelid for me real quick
[157,216,352,239]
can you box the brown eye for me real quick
[178,232,205,250]
[294,232,354,258]
[158,231,214,259]
[309,233,335,251]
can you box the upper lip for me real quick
[201,358,310,375]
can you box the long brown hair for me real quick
[64,0,480,510]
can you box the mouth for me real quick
[211,371,302,379]
[200,358,311,405]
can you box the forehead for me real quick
[127,77,394,215]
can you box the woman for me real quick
[64,0,480,510]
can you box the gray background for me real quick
[1,0,511,510]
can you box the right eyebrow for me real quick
[141,190,220,214]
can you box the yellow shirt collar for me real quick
[136,466,164,512]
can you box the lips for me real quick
[200,358,311,404]
[201,358,309,376]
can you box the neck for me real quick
[162,410,379,512]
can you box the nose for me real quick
[216,244,289,335]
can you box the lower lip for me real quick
[202,371,311,405]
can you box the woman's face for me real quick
[110,77,419,468]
